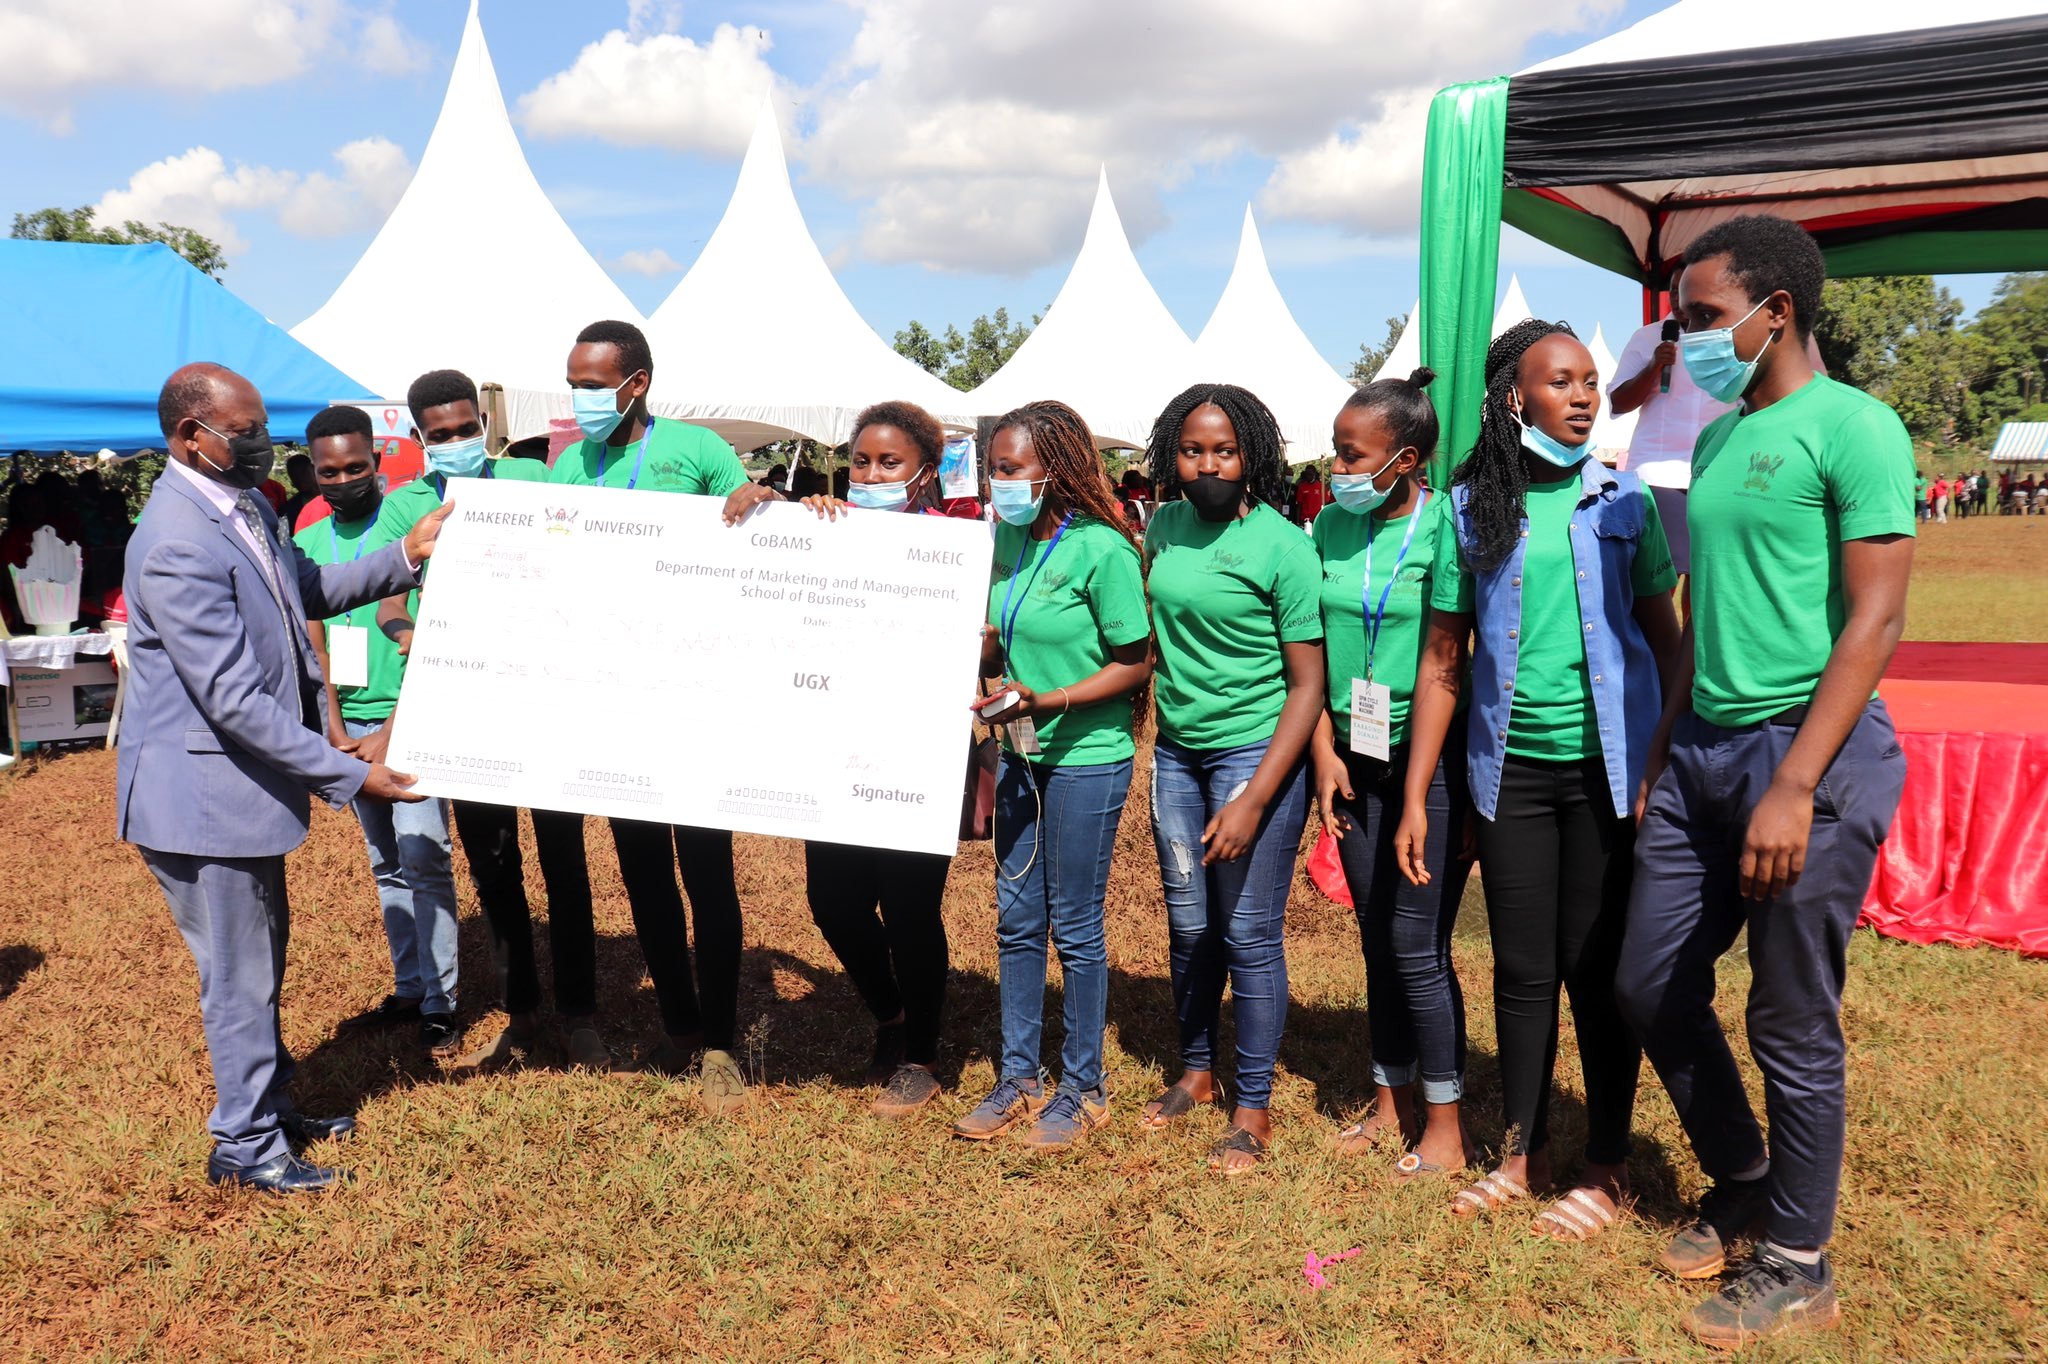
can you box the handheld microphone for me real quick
[1660,318,1680,393]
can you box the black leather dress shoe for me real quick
[207,1151,353,1194]
[281,1112,358,1146]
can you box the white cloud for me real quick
[612,247,684,276]
[797,0,1624,272]
[277,137,414,237]
[93,139,413,257]
[514,22,783,156]
[0,1,427,126]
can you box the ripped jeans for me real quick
[1150,736,1308,1111]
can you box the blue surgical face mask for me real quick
[847,479,911,511]
[424,430,488,479]
[571,377,637,442]
[1513,399,1590,469]
[990,476,1046,526]
[1680,296,1776,403]
[1330,450,1405,515]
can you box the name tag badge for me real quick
[1349,677,1391,761]
[1007,714,1042,756]
[328,624,371,690]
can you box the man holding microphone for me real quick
[118,363,452,1194]
[1607,312,1733,578]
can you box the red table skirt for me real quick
[1861,680,2048,957]
[1305,677,2048,959]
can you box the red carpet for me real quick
[1863,677,2048,957]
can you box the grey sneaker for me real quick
[1659,1177,1771,1279]
[871,1064,941,1119]
[700,1048,749,1115]
[1016,1086,1110,1151]
[952,1076,1046,1141]
[1685,1246,1840,1350]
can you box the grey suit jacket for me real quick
[115,469,420,857]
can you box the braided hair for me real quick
[989,401,1137,551]
[1145,383,1289,512]
[1452,319,1577,572]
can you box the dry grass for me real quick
[1,738,2045,1362]
[1901,513,2048,643]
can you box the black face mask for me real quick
[196,420,276,490]
[323,473,381,522]
[1185,474,1245,523]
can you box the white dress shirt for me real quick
[1611,321,1737,490]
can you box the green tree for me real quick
[10,206,228,280]
[893,307,1038,392]
[1962,272,2048,439]
[1813,276,1963,393]
[1348,314,1407,387]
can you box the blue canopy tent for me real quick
[0,241,369,454]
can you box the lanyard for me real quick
[328,515,370,625]
[430,459,494,501]
[1361,488,1427,682]
[597,423,655,490]
[999,514,1072,659]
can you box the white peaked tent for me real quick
[624,100,968,452]
[1191,209,1354,462]
[1370,300,1422,384]
[1586,323,1638,459]
[967,170,1195,449]
[292,1,641,401]
[1490,274,1534,340]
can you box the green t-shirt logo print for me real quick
[1743,451,1787,493]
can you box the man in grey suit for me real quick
[118,362,453,1194]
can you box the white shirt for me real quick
[1611,320,1737,490]
[166,455,269,563]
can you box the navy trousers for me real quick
[142,849,297,1168]
[1618,700,1906,1249]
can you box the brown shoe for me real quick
[872,1064,941,1119]
[564,1021,614,1073]
[700,1049,749,1115]
[453,1022,535,1073]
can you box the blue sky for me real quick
[1,0,2000,387]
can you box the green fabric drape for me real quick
[1419,77,1509,489]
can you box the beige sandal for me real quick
[1451,1168,1530,1218]
[1532,1186,1624,1242]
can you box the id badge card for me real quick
[328,623,370,689]
[1349,678,1391,761]
[1007,714,1042,756]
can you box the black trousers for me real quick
[449,803,595,1018]
[804,840,953,1066]
[609,819,744,1050]
[1474,755,1641,1164]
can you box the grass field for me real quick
[1,515,2044,1362]
[1900,513,2048,643]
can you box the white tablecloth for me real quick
[0,632,114,688]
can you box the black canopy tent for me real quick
[1417,2,2048,477]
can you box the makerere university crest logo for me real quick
[544,506,579,536]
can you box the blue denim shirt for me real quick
[1450,462,1662,821]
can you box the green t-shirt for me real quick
[1688,374,1916,728]
[549,416,748,496]
[293,508,406,724]
[987,517,1149,766]
[1145,500,1324,751]
[1312,491,1450,749]
[1913,474,1929,504]
[1433,475,1675,761]
[369,459,549,586]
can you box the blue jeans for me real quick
[345,717,458,1016]
[1150,737,1308,1111]
[995,753,1131,1095]
[1331,732,1472,1104]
